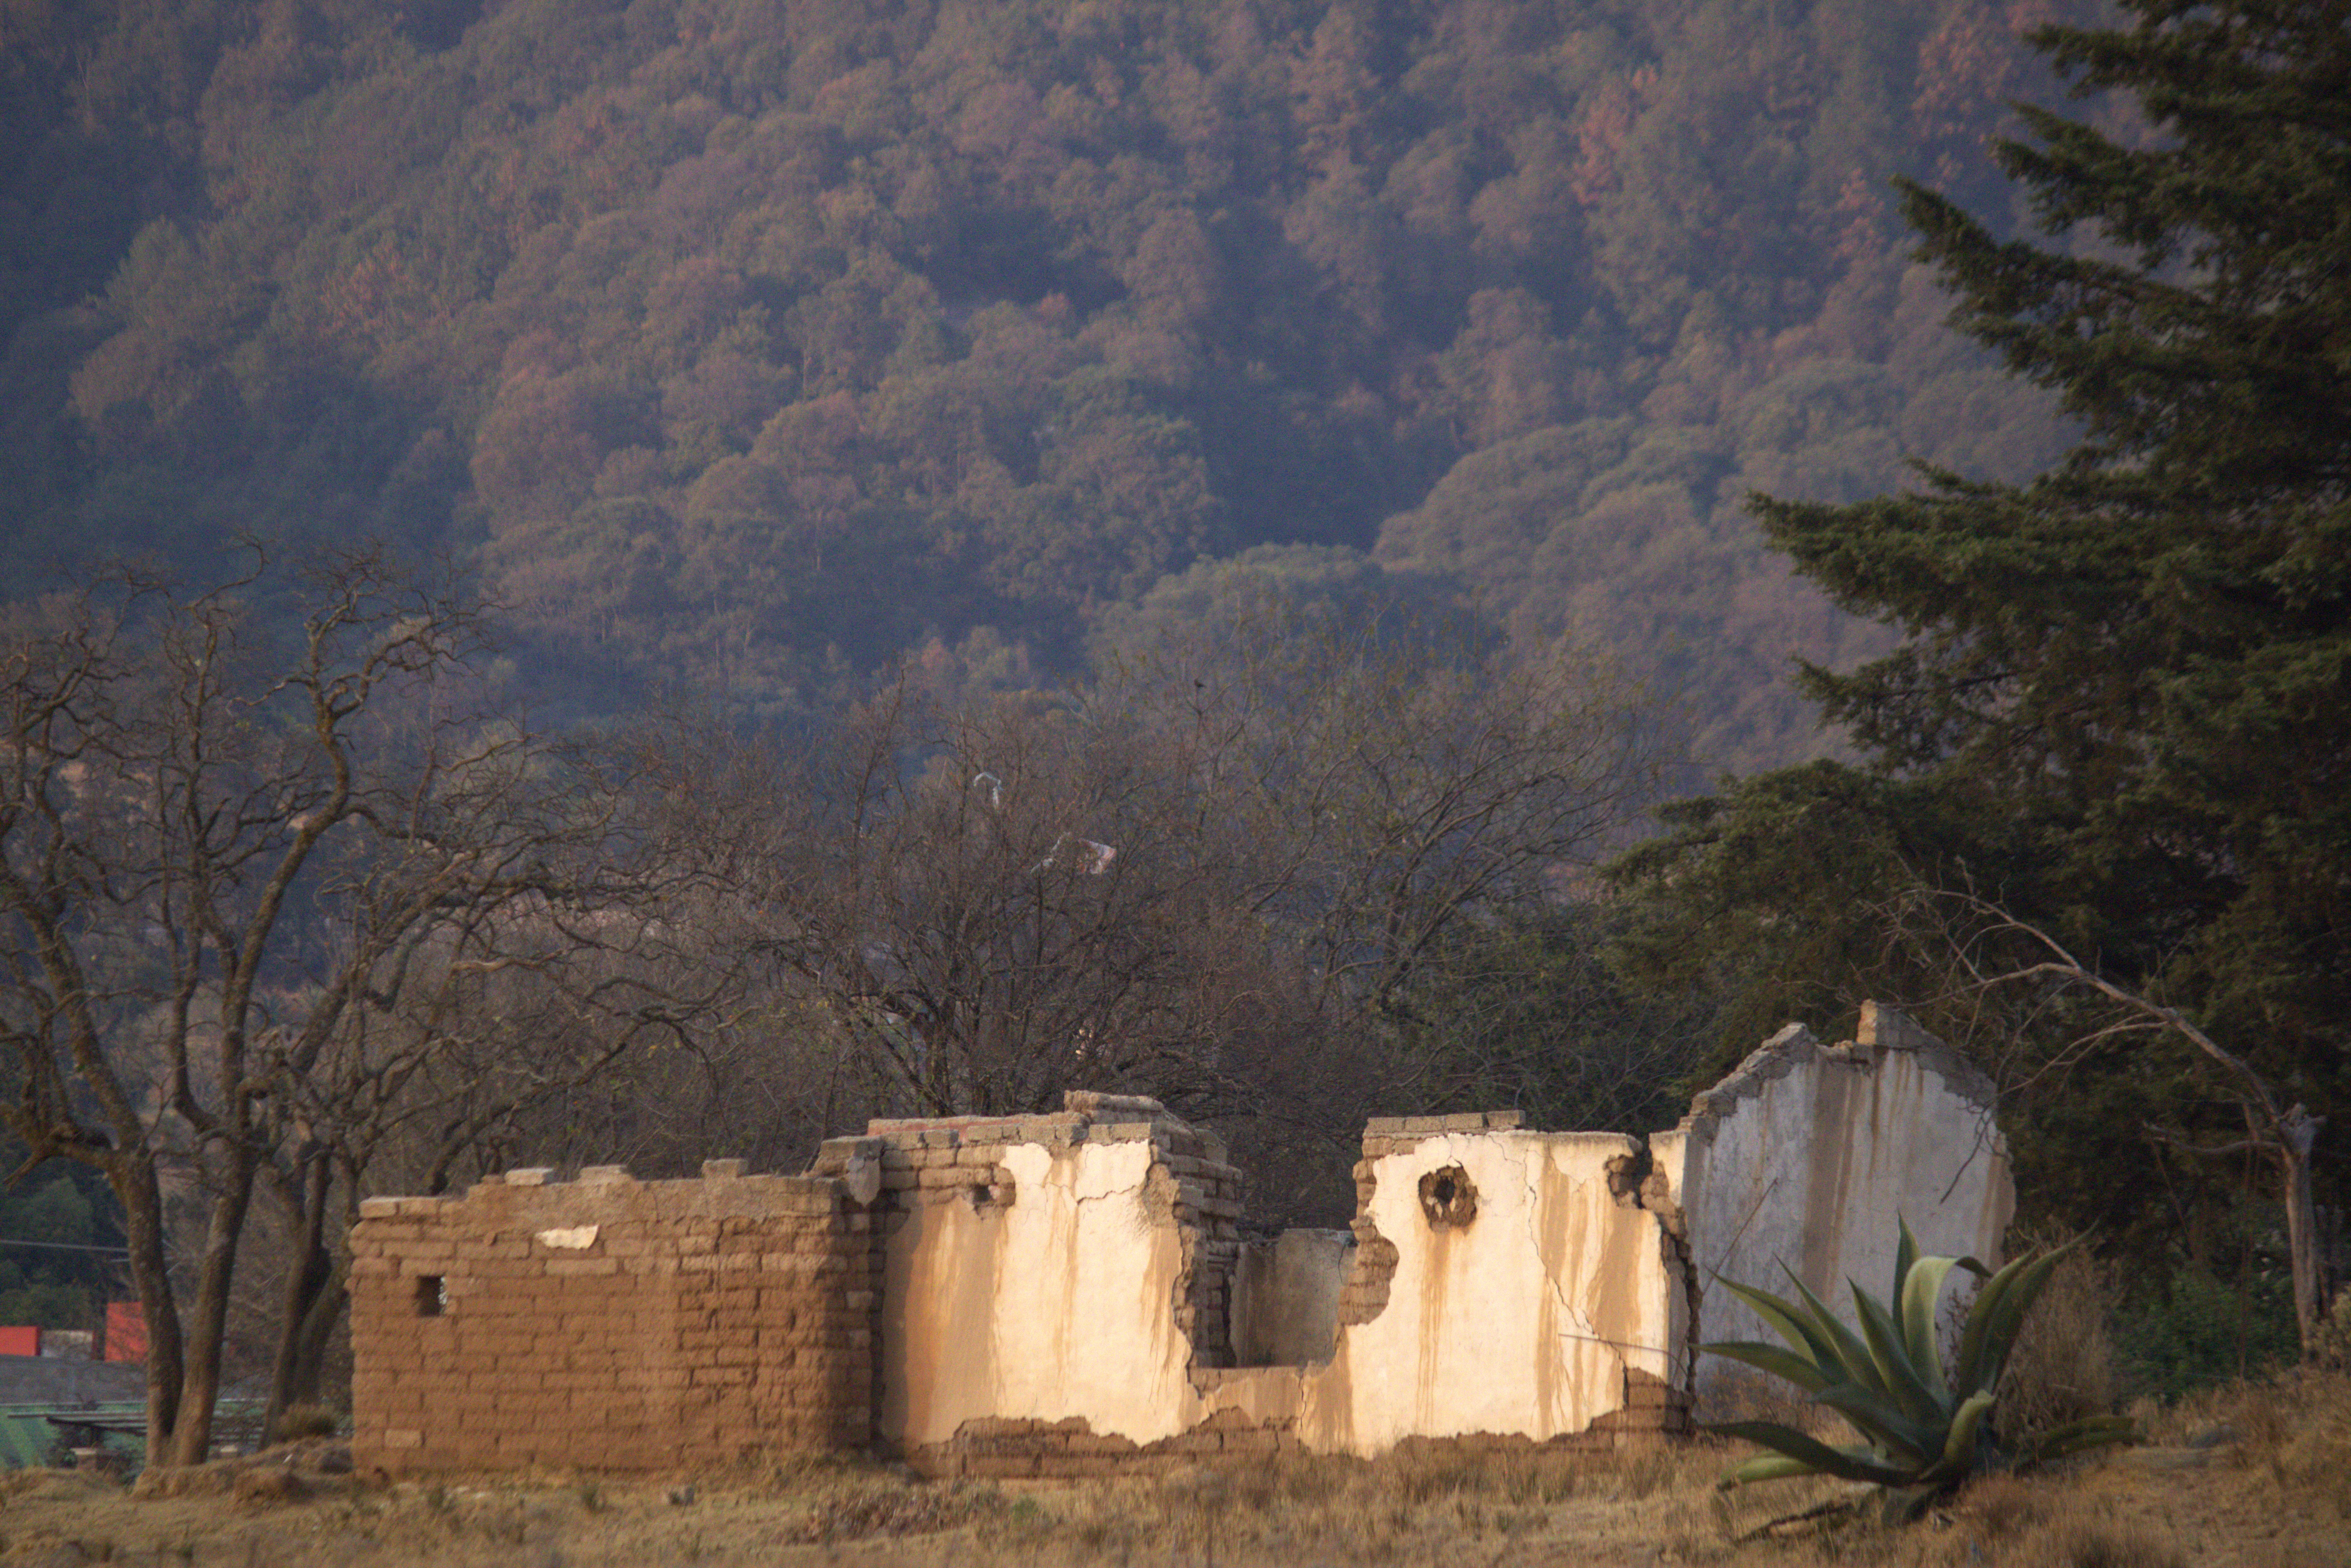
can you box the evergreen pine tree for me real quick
[1616,0,2349,1315]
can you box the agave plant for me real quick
[1702,1220,2137,1522]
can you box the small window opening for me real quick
[1418,1165,1477,1228]
[414,1275,447,1317]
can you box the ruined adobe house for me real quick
[350,1001,2011,1475]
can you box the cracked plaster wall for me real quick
[882,1137,1198,1448]
[1652,1002,2015,1416]
[877,1003,2005,1456]
[1275,1129,1681,1453]
[879,1109,1682,1458]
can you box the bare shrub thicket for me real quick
[616,607,1673,1221]
[1995,1231,2119,1448]
[0,552,714,1457]
[1870,889,2337,1359]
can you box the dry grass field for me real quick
[0,1369,2342,1568]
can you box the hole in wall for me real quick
[414,1276,446,1317]
[1418,1165,1477,1228]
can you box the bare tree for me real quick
[250,871,721,1438]
[0,550,651,1464]
[649,682,1295,1119]
[646,608,1661,1149]
[1889,890,2333,1358]
[1095,617,1660,1028]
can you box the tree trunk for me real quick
[263,1153,343,1441]
[115,1163,187,1463]
[278,1258,348,1420]
[166,1163,259,1466]
[2281,1104,2329,1357]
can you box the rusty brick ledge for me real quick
[906,1370,1690,1480]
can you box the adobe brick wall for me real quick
[349,1161,874,1474]
[919,1406,1302,1480]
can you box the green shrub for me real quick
[2111,1263,2299,1403]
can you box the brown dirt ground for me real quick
[0,1373,2343,1568]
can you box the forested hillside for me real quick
[1,0,2098,765]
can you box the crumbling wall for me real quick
[349,1162,874,1473]
[830,1094,1244,1467]
[343,999,2009,1475]
[1278,1115,1688,1454]
[881,1102,1690,1474]
[1650,1002,2015,1416]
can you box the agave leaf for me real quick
[1971,1247,2072,1392]
[1714,1275,1844,1376]
[1894,1217,1919,1308]
[1952,1251,2036,1395]
[1813,1382,1938,1468]
[1702,1421,1916,1487]
[1718,1452,1827,1488]
[1897,1253,1963,1400]
[1852,1281,1942,1425]
[1701,1339,1837,1395]
[1920,1388,1998,1484]
[2017,1415,2140,1469]
[1783,1269,1883,1393]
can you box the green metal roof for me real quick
[0,1403,145,1469]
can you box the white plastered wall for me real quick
[877,1002,2009,1452]
[881,1139,1195,1448]
[1284,1131,1680,1454]
[1659,1004,2015,1415]
[883,1122,1684,1456]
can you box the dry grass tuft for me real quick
[2120,1356,2351,1512]
[2029,1518,2189,1568]
[14,1363,2349,1567]
[1955,1473,2047,1540]
[274,1403,342,1440]
[968,1442,1720,1564]
[2207,1363,2351,1519]
[1681,1479,2187,1568]
[1942,1480,2182,1568]
[775,1473,1005,1543]
[1997,1231,2118,1448]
